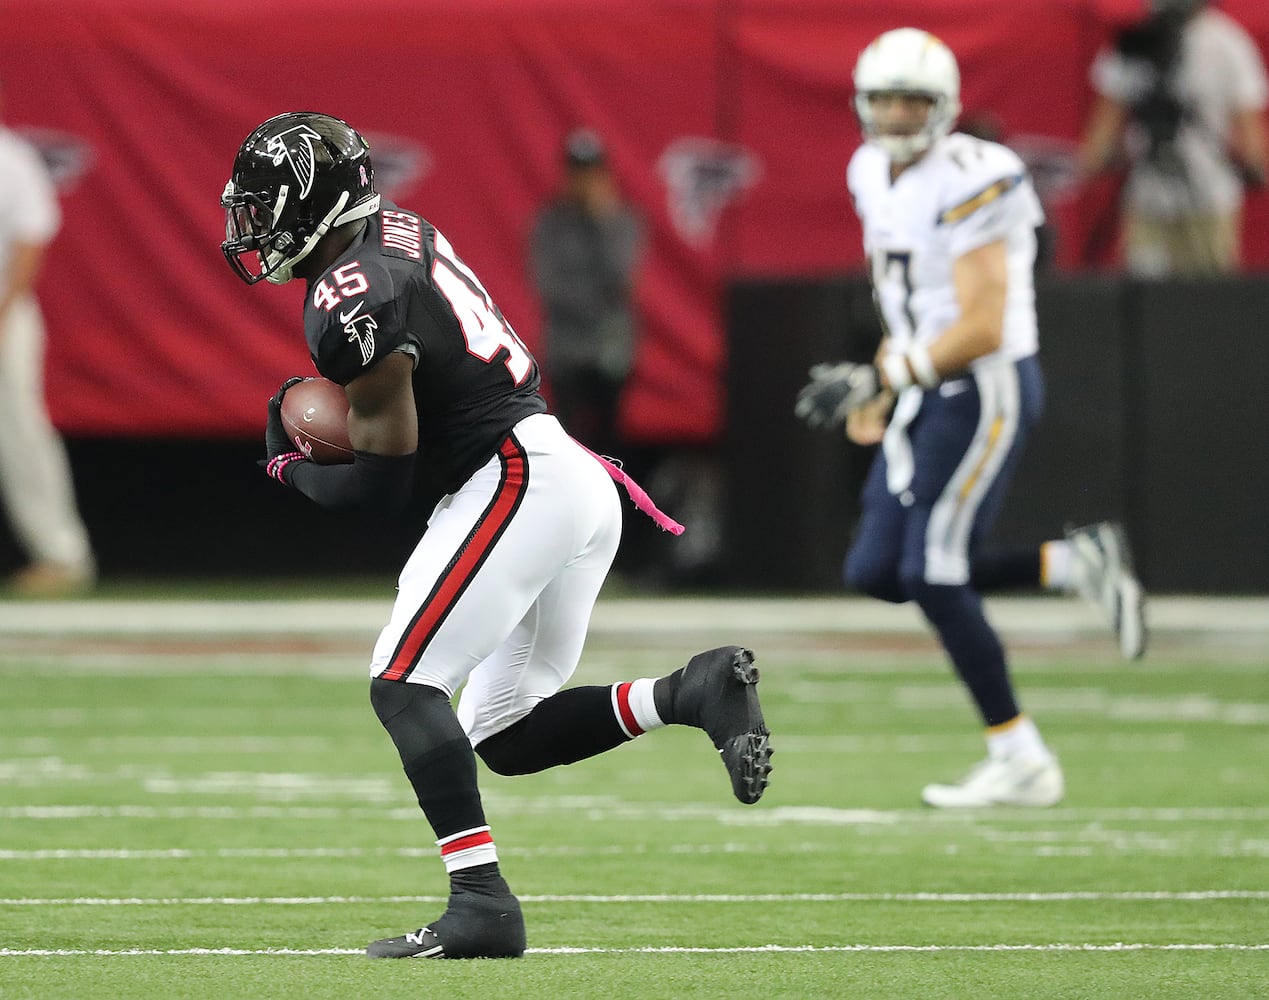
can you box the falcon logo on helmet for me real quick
[266,124,322,199]
[221,112,380,286]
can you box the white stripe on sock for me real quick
[440,843,499,873]
[626,677,666,733]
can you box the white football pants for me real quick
[0,295,94,570]
[369,412,622,746]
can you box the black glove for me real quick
[794,362,884,430]
[265,376,309,461]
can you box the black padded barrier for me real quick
[0,275,1264,592]
[722,273,1268,594]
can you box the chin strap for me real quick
[265,190,353,285]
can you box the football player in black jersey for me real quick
[221,112,772,959]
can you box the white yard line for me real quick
[0,844,827,861]
[8,651,1269,680]
[775,733,1193,753]
[2,890,1267,906]
[0,943,1265,957]
[1,835,1263,862]
[4,804,1269,823]
[0,732,1196,755]
[0,596,1266,639]
[891,685,1269,724]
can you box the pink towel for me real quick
[577,443,686,535]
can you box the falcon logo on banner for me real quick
[1006,134,1082,206]
[658,137,762,247]
[362,132,432,200]
[15,127,95,193]
[266,125,322,199]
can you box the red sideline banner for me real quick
[5,0,1268,442]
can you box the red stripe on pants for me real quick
[382,438,527,682]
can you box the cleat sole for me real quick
[726,649,771,804]
[731,648,759,685]
[723,728,773,805]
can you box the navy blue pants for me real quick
[844,356,1045,726]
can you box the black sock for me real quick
[971,546,1044,591]
[370,678,490,840]
[909,581,1020,727]
[475,685,630,775]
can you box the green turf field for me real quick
[0,595,1265,998]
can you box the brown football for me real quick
[279,377,354,464]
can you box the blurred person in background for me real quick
[1078,0,1268,276]
[528,129,644,461]
[0,78,95,597]
[796,28,1146,809]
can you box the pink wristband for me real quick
[266,451,309,483]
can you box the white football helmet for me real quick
[853,28,962,163]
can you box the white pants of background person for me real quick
[0,294,94,590]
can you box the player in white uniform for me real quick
[796,29,1146,807]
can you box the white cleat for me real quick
[921,754,1065,808]
[1067,521,1147,660]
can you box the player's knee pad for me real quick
[369,678,484,833]
[370,675,449,723]
[369,677,463,755]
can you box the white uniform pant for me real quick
[0,296,93,569]
[369,413,621,746]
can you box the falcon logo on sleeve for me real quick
[340,300,379,366]
[266,125,322,199]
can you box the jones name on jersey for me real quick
[847,133,1045,367]
[302,201,546,506]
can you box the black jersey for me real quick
[302,202,546,506]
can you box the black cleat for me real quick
[673,646,772,804]
[366,925,446,959]
[366,883,526,959]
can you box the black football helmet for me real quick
[221,112,380,285]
